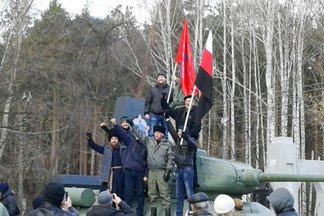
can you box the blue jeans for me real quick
[124,168,145,216]
[176,167,195,216]
[148,113,168,137]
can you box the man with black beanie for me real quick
[26,182,79,216]
[86,129,127,198]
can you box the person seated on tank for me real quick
[267,188,301,216]
[26,182,79,216]
[213,194,236,216]
[186,192,213,216]
[86,191,135,216]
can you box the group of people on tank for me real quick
[85,73,201,216]
[1,73,300,216]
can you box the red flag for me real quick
[194,31,213,123]
[175,20,197,97]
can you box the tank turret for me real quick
[196,149,324,197]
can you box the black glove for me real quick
[164,109,171,119]
[163,170,171,182]
[181,130,189,139]
[161,94,170,111]
[86,132,92,140]
[126,118,134,127]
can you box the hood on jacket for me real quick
[267,188,294,214]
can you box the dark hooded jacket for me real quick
[86,201,135,216]
[267,188,301,216]
[0,189,20,216]
[26,202,79,216]
[166,120,197,167]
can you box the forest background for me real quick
[0,0,323,215]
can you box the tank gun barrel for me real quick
[258,173,324,183]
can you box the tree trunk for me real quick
[230,10,236,160]
[222,0,229,159]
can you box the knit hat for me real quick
[32,195,44,209]
[184,95,192,101]
[120,116,128,122]
[187,192,209,204]
[0,182,9,194]
[153,125,166,134]
[157,73,166,78]
[97,191,113,205]
[214,194,235,214]
[43,182,65,207]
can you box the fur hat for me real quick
[153,125,166,134]
[43,182,65,207]
[98,191,113,205]
[108,130,119,141]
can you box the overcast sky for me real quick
[32,0,152,24]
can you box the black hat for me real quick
[0,182,9,194]
[187,192,209,204]
[153,125,166,134]
[109,130,119,141]
[184,95,192,100]
[32,195,44,209]
[43,182,65,207]
[157,73,166,78]
[120,116,128,122]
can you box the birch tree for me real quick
[0,0,33,161]
[221,0,229,159]
[229,4,236,160]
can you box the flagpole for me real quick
[180,85,197,145]
[167,62,178,103]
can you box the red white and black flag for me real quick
[175,19,197,97]
[194,31,213,123]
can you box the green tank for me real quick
[63,149,324,216]
[195,149,324,197]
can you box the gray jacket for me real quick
[133,125,174,171]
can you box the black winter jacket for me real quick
[1,190,20,216]
[166,120,197,167]
[144,83,173,115]
[86,201,135,216]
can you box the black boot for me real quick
[150,207,157,216]
[165,208,171,216]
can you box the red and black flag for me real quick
[194,31,213,123]
[175,19,198,97]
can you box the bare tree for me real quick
[0,0,33,160]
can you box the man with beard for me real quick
[110,118,147,216]
[86,130,127,199]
